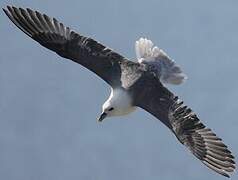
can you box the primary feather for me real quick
[3,6,235,178]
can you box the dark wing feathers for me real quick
[136,78,235,178]
[4,6,235,178]
[3,6,134,87]
[168,97,235,177]
[169,96,235,177]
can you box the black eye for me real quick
[108,107,114,111]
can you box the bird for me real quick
[3,6,235,178]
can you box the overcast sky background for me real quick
[0,0,238,180]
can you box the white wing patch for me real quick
[135,38,187,85]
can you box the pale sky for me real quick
[0,0,238,180]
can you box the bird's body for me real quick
[102,37,187,119]
[3,6,235,178]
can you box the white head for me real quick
[98,88,136,122]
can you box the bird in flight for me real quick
[3,6,235,178]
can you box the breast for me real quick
[110,88,137,116]
[113,105,137,116]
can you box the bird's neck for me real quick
[107,88,136,116]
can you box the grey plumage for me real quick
[135,37,187,85]
[3,6,235,178]
[3,6,139,87]
[134,75,235,177]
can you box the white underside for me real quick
[102,88,136,117]
[102,38,187,119]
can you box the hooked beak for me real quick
[98,112,107,122]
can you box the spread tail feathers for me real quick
[135,38,187,85]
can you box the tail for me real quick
[135,38,187,85]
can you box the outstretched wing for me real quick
[134,76,235,177]
[135,38,187,85]
[3,6,135,87]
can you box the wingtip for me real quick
[6,5,13,11]
[2,5,12,13]
[2,6,10,16]
[4,5,21,12]
[225,173,230,178]
[2,6,8,13]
